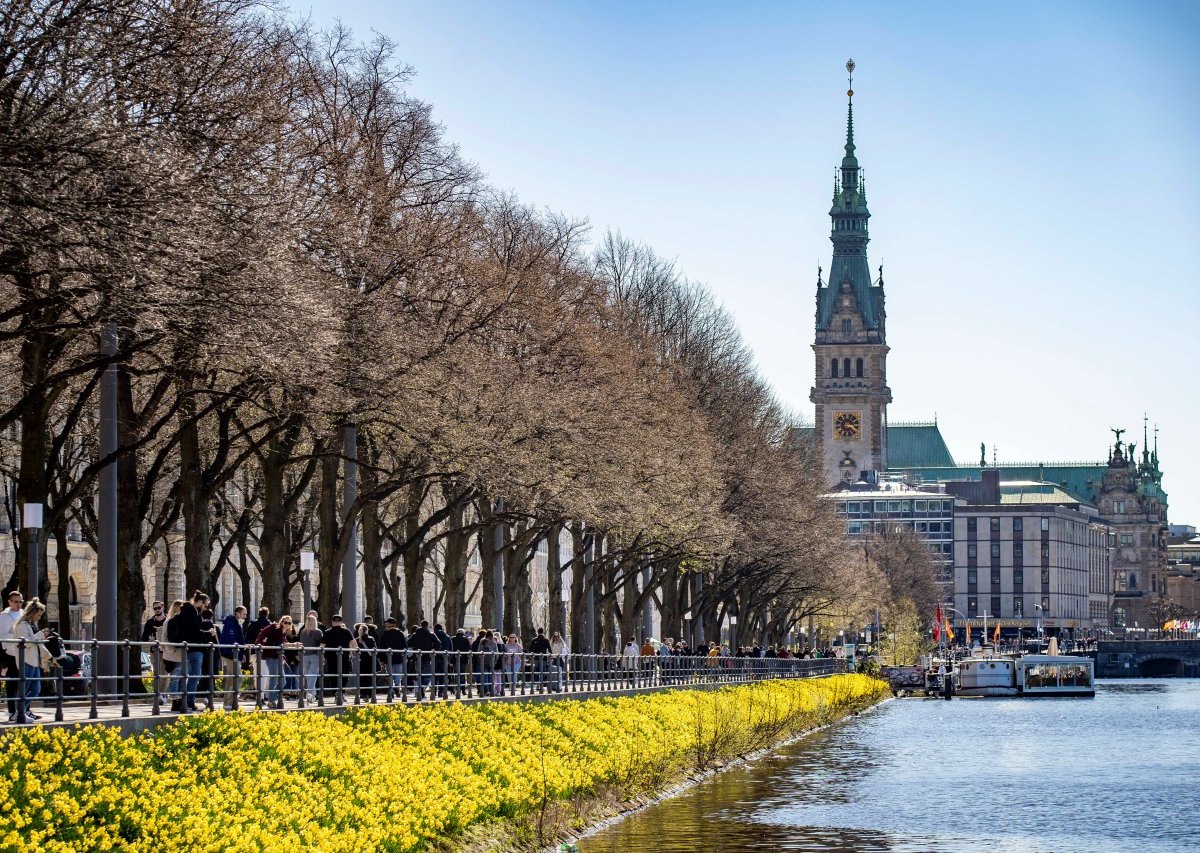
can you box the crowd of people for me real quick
[0,589,833,721]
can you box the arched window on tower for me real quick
[831,358,838,378]
[855,358,864,378]
[843,357,851,378]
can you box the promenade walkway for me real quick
[2,643,843,735]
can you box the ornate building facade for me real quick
[809,61,891,487]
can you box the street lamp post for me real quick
[1034,603,1044,648]
[23,503,43,600]
[560,585,570,646]
[729,615,738,650]
[299,551,315,616]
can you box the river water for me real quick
[579,680,1200,853]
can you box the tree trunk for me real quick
[259,429,288,617]
[402,481,427,627]
[54,515,72,638]
[116,364,147,646]
[477,497,497,630]
[316,439,340,624]
[359,435,384,621]
[546,524,564,637]
[176,371,213,597]
[441,492,470,632]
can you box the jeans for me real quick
[184,650,204,708]
[283,660,299,694]
[221,656,240,707]
[21,663,40,718]
[503,661,522,692]
[387,660,406,693]
[262,657,281,704]
[415,656,432,699]
[302,654,320,697]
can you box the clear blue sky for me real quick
[290,0,1200,524]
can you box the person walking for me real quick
[254,616,291,709]
[219,606,247,709]
[10,599,47,723]
[528,628,551,689]
[297,613,324,703]
[377,618,408,698]
[0,591,26,721]
[171,591,210,713]
[502,633,524,694]
[354,622,377,700]
[159,600,184,707]
[433,623,452,699]
[321,615,355,702]
[549,631,569,692]
[408,620,438,701]
[140,601,168,697]
[478,630,499,697]
[450,628,471,695]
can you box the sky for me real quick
[290,0,1200,523]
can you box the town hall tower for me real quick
[810,60,892,487]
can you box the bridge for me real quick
[1097,639,1200,678]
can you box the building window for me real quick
[1115,570,1127,592]
[848,522,862,534]
[874,501,886,512]
[991,596,1002,616]
[1129,573,1137,590]
[1119,533,1134,545]
[968,569,977,585]
[1113,607,1126,628]
[855,357,864,378]
[991,543,1001,559]
[968,544,978,559]
[1013,517,1023,533]
[831,358,839,378]
[968,597,978,615]
[991,570,1001,586]
[990,517,1000,534]
[1013,542,1023,558]
[843,357,851,376]
[841,320,852,333]
[1040,517,1049,532]
[1041,569,1050,585]
[1114,500,1125,514]
[1040,544,1050,559]
[1014,569,1023,585]
[1041,596,1050,612]
[967,517,977,534]
[1013,597,1023,616]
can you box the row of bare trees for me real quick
[1,0,913,650]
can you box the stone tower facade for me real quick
[810,63,891,488]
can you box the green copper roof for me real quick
[895,464,1108,506]
[886,423,956,468]
[998,482,1083,506]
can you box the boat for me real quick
[953,648,1094,698]
[956,654,1019,697]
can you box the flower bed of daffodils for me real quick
[0,674,886,852]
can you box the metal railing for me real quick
[0,637,845,725]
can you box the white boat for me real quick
[956,654,1019,697]
[953,651,1094,698]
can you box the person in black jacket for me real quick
[450,628,471,695]
[433,623,452,699]
[528,627,552,689]
[172,591,210,713]
[320,616,355,701]
[408,620,438,701]
[377,618,408,696]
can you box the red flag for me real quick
[933,605,942,643]
[966,623,972,645]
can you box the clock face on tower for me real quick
[833,411,863,440]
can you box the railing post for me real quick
[254,645,264,710]
[151,640,161,715]
[121,640,131,718]
[54,657,64,722]
[89,639,99,719]
[231,644,241,712]
[335,649,344,706]
[206,645,216,711]
[15,640,26,723]
[317,647,326,707]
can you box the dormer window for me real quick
[841,319,852,333]
[831,358,839,378]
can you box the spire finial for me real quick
[844,59,856,157]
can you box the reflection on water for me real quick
[579,680,1200,853]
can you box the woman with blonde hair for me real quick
[11,599,47,723]
[159,599,185,706]
[297,612,323,703]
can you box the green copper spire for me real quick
[816,59,881,334]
